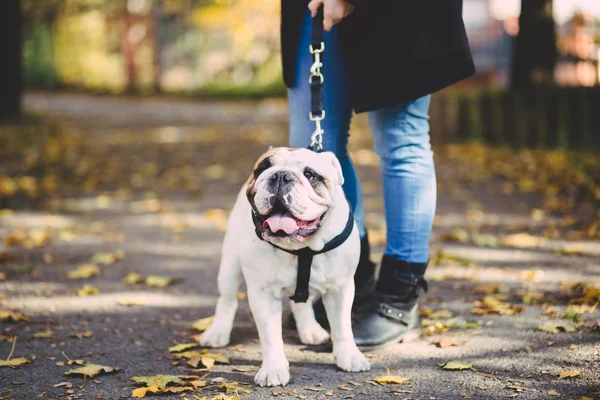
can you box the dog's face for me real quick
[246,147,344,246]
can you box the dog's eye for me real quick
[304,170,316,181]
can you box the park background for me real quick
[0,1,599,400]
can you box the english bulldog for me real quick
[199,147,370,387]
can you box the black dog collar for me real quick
[252,208,355,303]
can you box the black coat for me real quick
[281,0,476,113]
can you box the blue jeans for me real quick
[287,12,435,264]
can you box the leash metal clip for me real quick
[309,110,325,152]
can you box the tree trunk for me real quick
[0,0,22,121]
[510,0,557,89]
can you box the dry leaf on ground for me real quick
[64,364,118,378]
[439,361,476,371]
[70,330,93,339]
[68,264,99,280]
[89,250,124,265]
[539,321,577,334]
[168,343,198,353]
[192,316,214,332]
[0,357,31,367]
[123,272,144,285]
[145,275,175,288]
[374,375,409,385]
[558,370,581,379]
[472,296,524,316]
[0,311,29,322]
[78,284,99,297]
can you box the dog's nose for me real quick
[271,171,293,184]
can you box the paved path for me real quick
[0,93,598,400]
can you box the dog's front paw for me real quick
[335,347,371,372]
[254,364,290,387]
[198,323,231,348]
[298,323,330,345]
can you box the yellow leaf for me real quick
[201,356,215,369]
[89,250,124,265]
[132,387,148,398]
[168,343,198,353]
[64,364,118,378]
[68,264,99,280]
[539,321,577,334]
[123,272,144,285]
[0,311,29,322]
[439,361,475,371]
[132,375,182,389]
[192,316,214,331]
[70,330,93,339]
[547,389,560,397]
[78,284,99,297]
[501,233,545,249]
[0,357,31,367]
[32,330,54,339]
[558,370,581,379]
[374,375,409,385]
[145,275,175,287]
[118,299,145,306]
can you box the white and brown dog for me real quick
[199,147,370,387]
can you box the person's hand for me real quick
[308,0,355,32]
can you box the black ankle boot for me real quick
[288,233,377,331]
[352,256,428,346]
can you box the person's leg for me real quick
[287,11,365,238]
[353,95,435,346]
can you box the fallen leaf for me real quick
[175,350,229,364]
[0,357,31,367]
[374,375,409,385]
[123,272,144,285]
[52,382,73,388]
[192,316,214,332]
[70,331,93,339]
[168,343,198,353]
[68,264,99,280]
[145,275,175,288]
[230,366,258,373]
[132,375,182,390]
[64,364,118,378]
[539,321,577,334]
[201,356,215,369]
[220,381,252,394]
[473,283,506,295]
[473,296,523,316]
[501,233,545,248]
[547,389,560,397]
[32,330,54,339]
[89,250,124,265]
[118,299,145,306]
[0,311,29,322]
[439,361,475,371]
[78,284,99,297]
[558,370,581,379]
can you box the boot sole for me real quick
[356,328,421,349]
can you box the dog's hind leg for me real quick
[290,297,330,345]
[199,231,241,348]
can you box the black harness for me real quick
[252,208,354,303]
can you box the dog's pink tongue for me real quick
[265,212,298,234]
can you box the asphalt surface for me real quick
[0,93,598,400]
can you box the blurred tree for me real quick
[511,0,558,88]
[0,0,22,121]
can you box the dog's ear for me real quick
[323,152,344,186]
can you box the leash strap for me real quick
[308,7,325,153]
[252,208,355,303]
